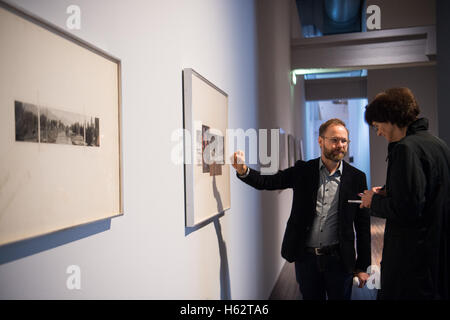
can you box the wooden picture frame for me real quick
[295,138,303,162]
[182,68,230,227]
[278,128,287,170]
[0,1,123,246]
[288,134,295,167]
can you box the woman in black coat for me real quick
[361,87,450,300]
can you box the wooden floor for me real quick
[269,217,385,300]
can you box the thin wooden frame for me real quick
[0,1,123,246]
[182,68,230,227]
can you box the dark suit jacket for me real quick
[238,158,371,274]
[371,118,450,299]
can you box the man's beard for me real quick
[323,146,346,162]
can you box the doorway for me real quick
[305,98,371,186]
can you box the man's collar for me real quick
[319,157,343,176]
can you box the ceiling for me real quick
[296,0,365,38]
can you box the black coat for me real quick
[238,158,371,274]
[371,118,450,300]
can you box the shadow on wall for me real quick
[184,174,231,300]
[0,218,111,265]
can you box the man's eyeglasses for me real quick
[321,136,350,145]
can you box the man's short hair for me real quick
[319,118,348,137]
[365,87,420,128]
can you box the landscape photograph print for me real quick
[15,100,100,147]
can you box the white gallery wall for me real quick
[0,0,297,299]
[253,0,296,296]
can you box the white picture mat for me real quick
[0,5,122,245]
[184,69,230,227]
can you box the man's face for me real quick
[318,125,349,162]
[372,121,396,142]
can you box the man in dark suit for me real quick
[232,118,371,300]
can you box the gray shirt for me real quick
[305,158,342,248]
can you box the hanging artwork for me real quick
[295,138,303,161]
[0,2,123,246]
[288,134,295,167]
[278,128,287,170]
[183,68,230,227]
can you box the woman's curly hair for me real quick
[365,87,420,128]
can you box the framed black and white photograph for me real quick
[294,138,301,161]
[288,134,295,167]
[183,68,230,227]
[278,128,287,170]
[0,2,123,246]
